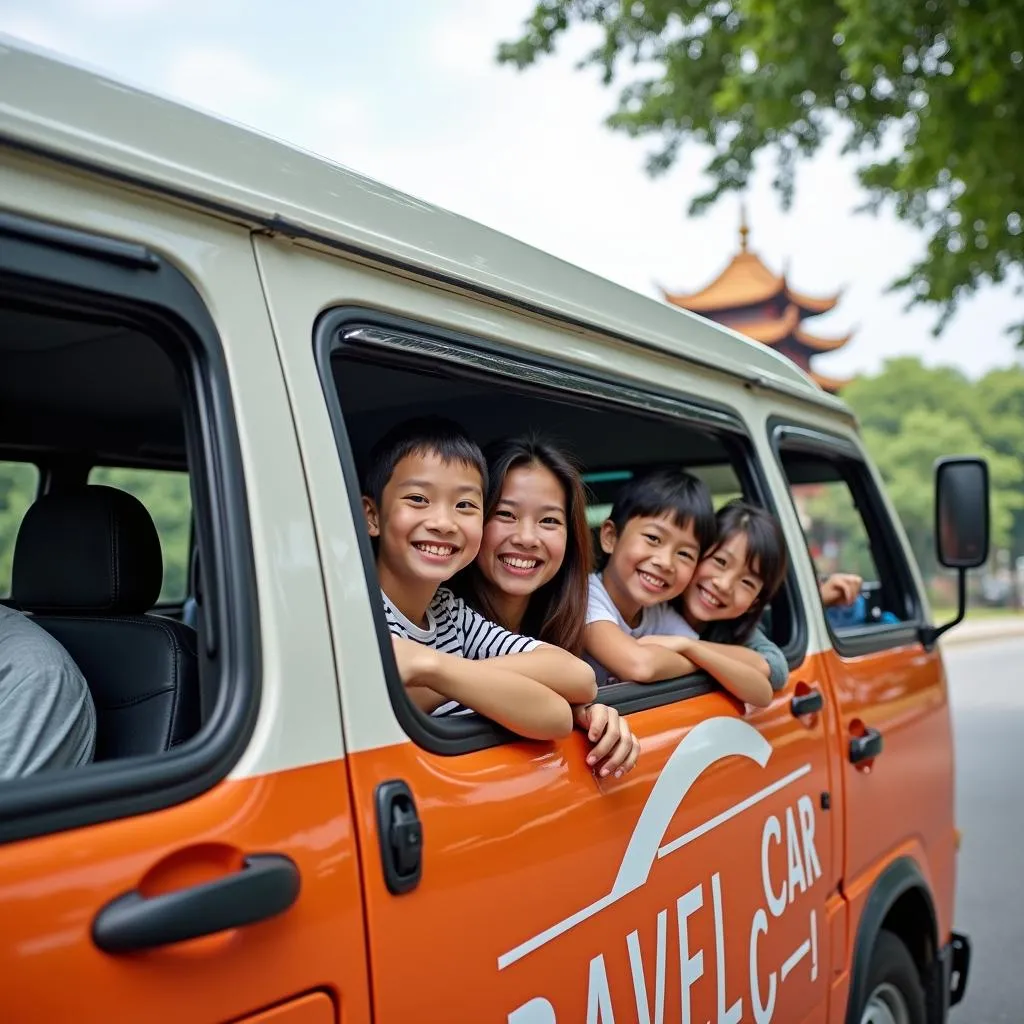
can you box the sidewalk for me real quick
[939,613,1024,648]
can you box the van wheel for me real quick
[858,930,926,1024]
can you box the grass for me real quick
[930,605,1023,621]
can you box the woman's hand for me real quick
[820,573,863,608]
[574,703,640,778]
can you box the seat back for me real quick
[12,485,200,760]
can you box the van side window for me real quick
[87,467,192,604]
[318,319,806,753]
[778,448,918,636]
[0,213,254,839]
[0,460,39,598]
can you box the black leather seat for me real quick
[11,485,200,761]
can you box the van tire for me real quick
[857,930,927,1024]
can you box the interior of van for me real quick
[0,293,854,772]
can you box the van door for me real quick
[774,430,957,946]
[0,202,370,1023]
[253,249,840,1022]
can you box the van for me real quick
[0,40,979,1024]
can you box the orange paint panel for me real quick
[0,761,370,1024]
[820,644,957,942]
[235,991,335,1024]
[348,671,838,1023]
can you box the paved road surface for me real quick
[948,637,1024,1022]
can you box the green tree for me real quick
[974,366,1024,560]
[863,410,1023,580]
[840,357,974,437]
[498,1,1024,343]
[0,462,39,597]
[838,357,1024,586]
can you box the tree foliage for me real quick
[0,462,39,598]
[498,0,1024,342]
[844,358,1024,582]
[0,464,191,603]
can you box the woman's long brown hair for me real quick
[452,436,592,655]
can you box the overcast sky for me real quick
[2,0,1020,380]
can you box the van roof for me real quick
[0,39,848,413]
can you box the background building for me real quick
[662,212,853,393]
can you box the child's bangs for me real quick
[408,441,487,487]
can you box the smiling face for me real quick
[363,450,484,623]
[682,529,765,626]
[477,462,569,604]
[599,513,701,625]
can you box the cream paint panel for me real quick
[747,402,834,659]
[0,153,346,776]
[253,234,846,752]
[252,238,407,756]
[1,41,844,408]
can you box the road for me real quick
[948,636,1024,1022]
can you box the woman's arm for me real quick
[584,621,698,684]
[392,637,574,740]
[671,637,774,708]
[498,645,598,704]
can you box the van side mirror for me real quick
[920,456,990,647]
[935,457,990,569]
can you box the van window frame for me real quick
[315,308,807,755]
[769,418,925,658]
[0,211,260,844]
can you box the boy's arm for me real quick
[496,645,597,704]
[669,637,774,708]
[584,621,698,684]
[392,637,573,740]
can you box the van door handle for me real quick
[92,853,300,954]
[790,690,824,716]
[849,728,884,764]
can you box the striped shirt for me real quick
[382,588,540,716]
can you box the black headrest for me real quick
[12,485,163,614]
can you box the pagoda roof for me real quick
[716,304,853,352]
[808,368,853,393]
[794,324,854,351]
[663,213,840,316]
[729,303,800,344]
[664,253,840,316]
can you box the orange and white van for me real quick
[0,39,982,1024]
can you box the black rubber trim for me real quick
[768,416,927,658]
[0,216,260,844]
[331,314,748,434]
[0,210,160,270]
[844,857,937,1024]
[312,307,763,755]
[92,853,299,953]
[0,134,854,418]
[826,623,923,658]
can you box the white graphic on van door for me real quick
[501,716,824,1024]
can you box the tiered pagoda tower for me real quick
[662,211,852,392]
